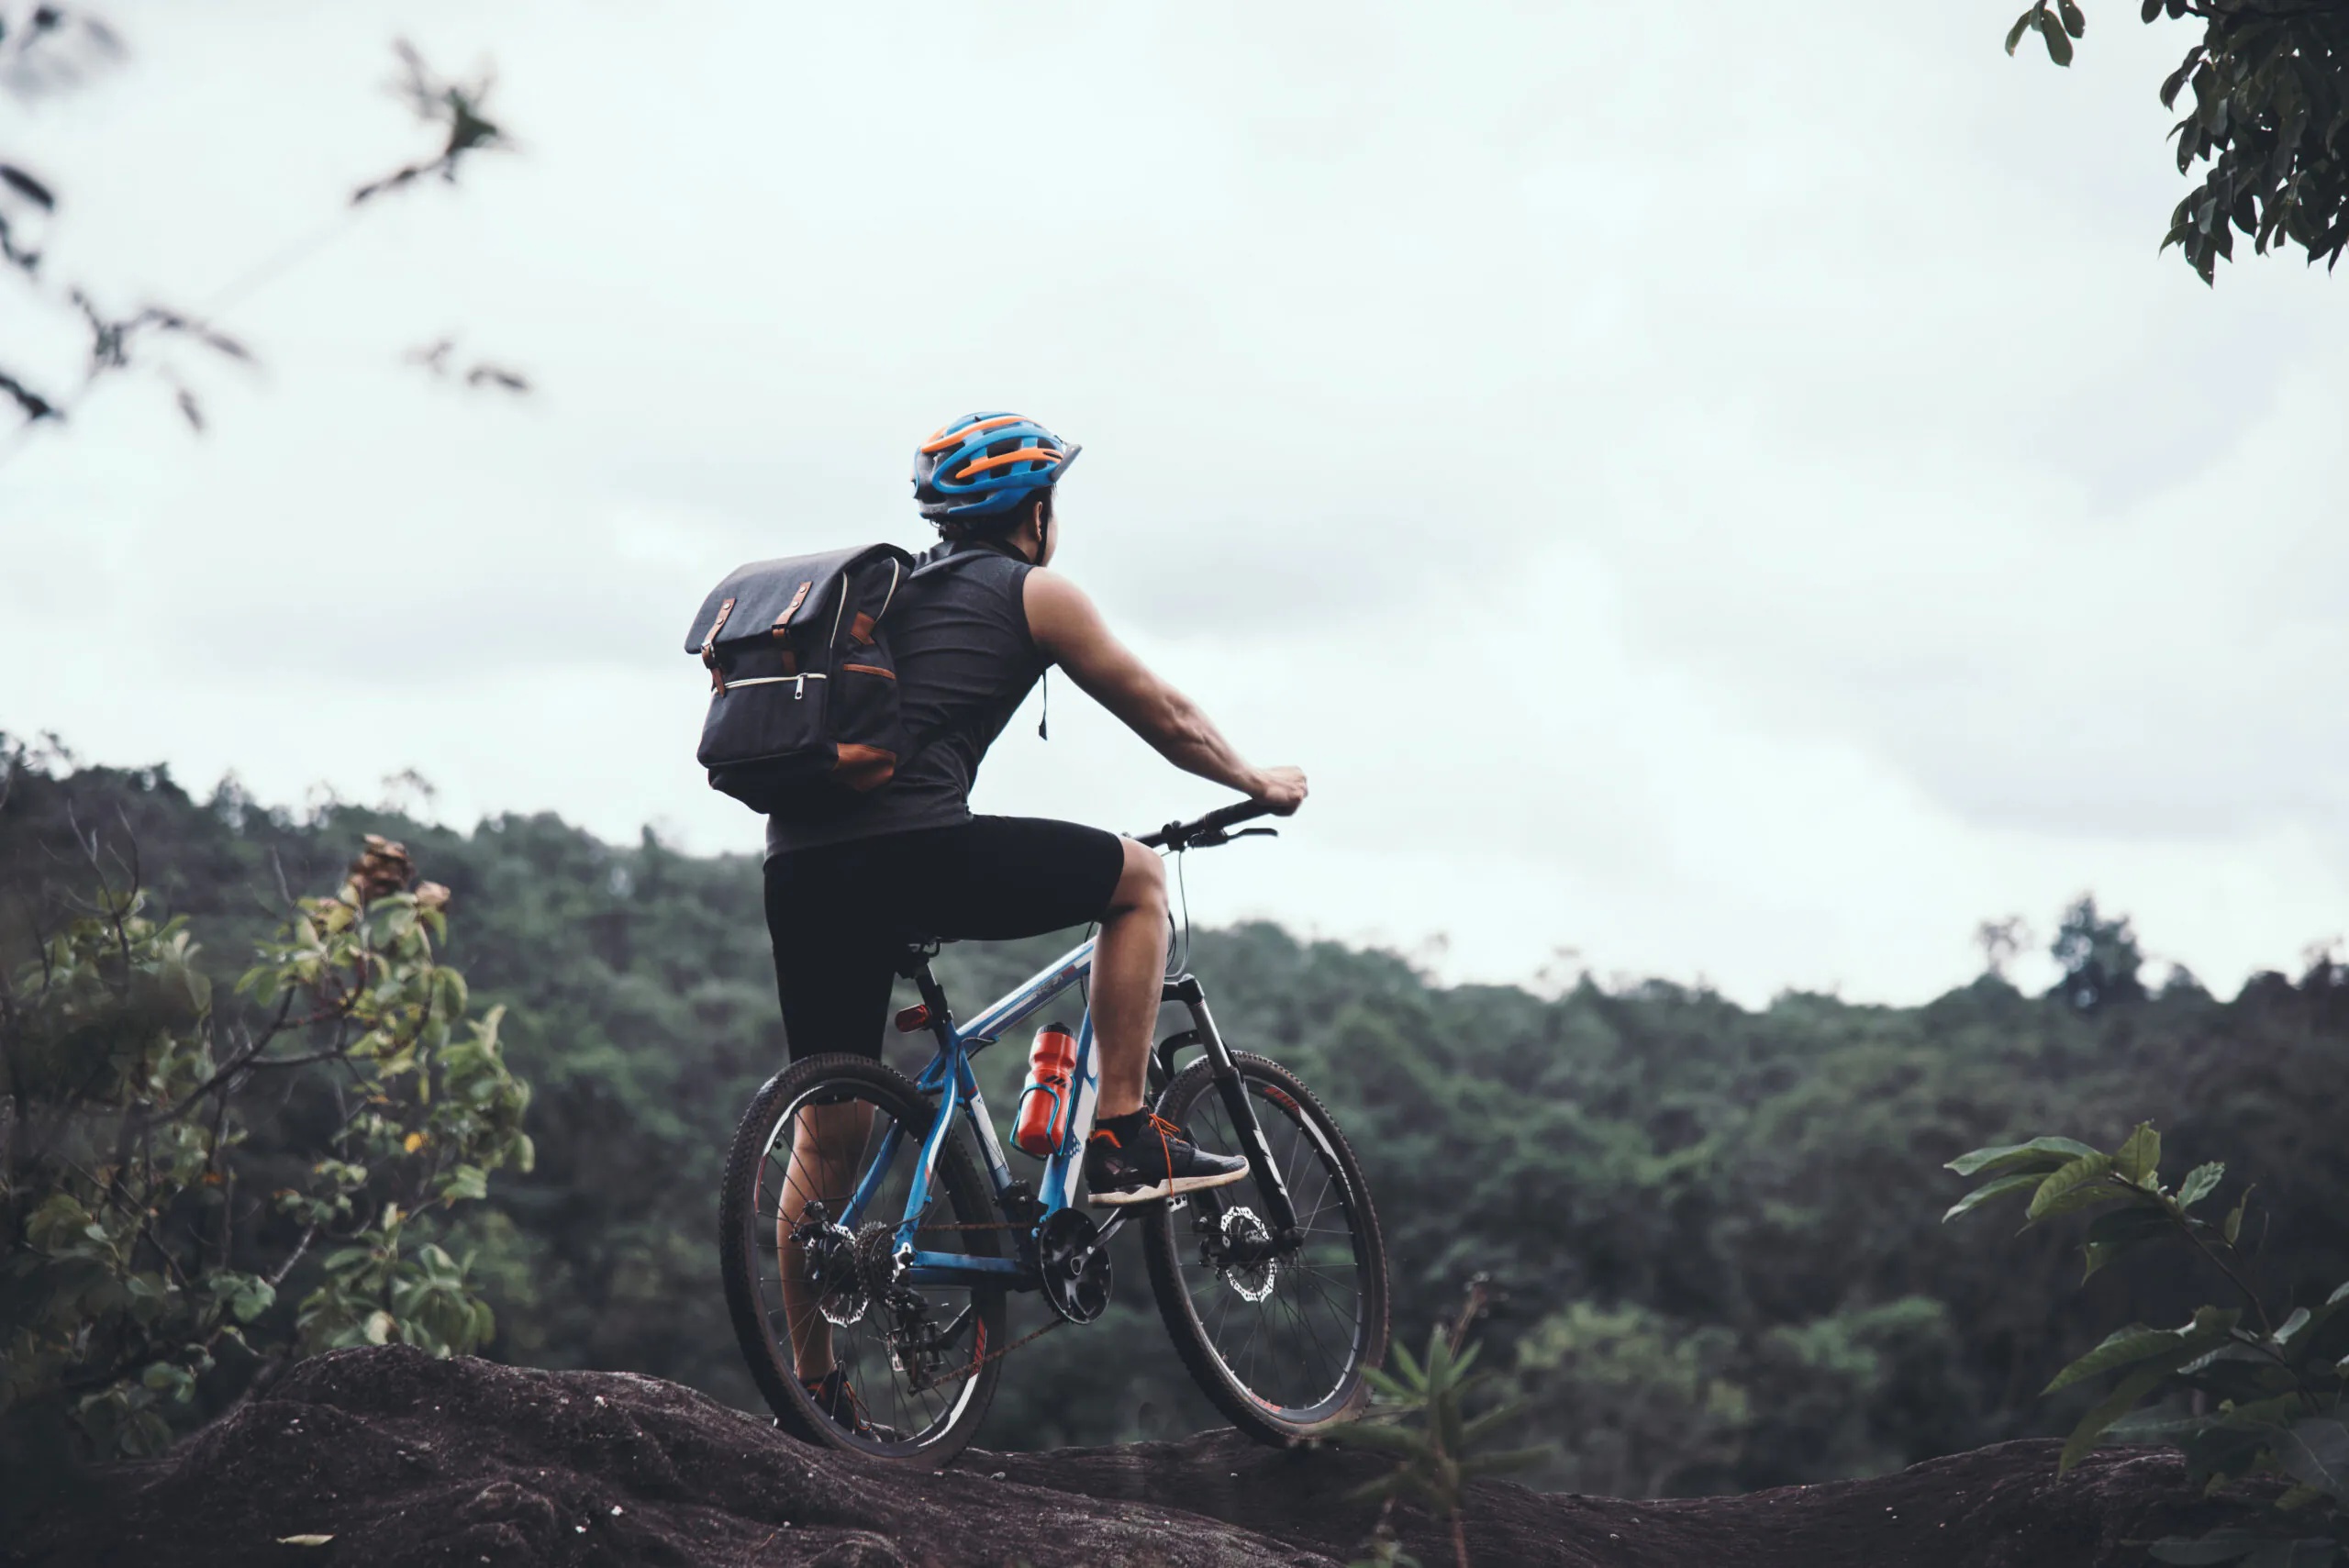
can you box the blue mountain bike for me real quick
[718,801,1391,1462]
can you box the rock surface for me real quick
[12,1346,2253,1568]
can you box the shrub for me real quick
[0,833,531,1459]
[1944,1124,2347,1564]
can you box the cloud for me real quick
[4,0,2343,1003]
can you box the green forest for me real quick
[6,738,2346,1497]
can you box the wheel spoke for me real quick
[1154,1063,1380,1424]
[725,1067,1003,1460]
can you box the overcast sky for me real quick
[6,0,2345,1004]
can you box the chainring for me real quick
[1036,1207,1113,1325]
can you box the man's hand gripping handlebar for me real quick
[1136,799,1284,851]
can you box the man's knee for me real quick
[1108,838,1166,916]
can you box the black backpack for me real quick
[683,543,923,816]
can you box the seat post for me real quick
[898,945,956,1041]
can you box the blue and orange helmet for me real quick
[911,412,1081,527]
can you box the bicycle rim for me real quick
[724,1056,1003,1459]
[1144,1055,1386,1434]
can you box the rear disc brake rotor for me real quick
[1217,1207,1278,1303]
[793,1219,868,1328]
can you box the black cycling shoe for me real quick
[1085,1112,1250,1207]
[801,1368,874,1436]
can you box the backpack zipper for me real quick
[719,673,828,695]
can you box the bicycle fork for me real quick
[1153,974,1303,1249]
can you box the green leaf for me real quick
[2039,9,2076,65]
[2061,1362,2171,1471]
[1328,1422,1425,1455]
[1946,1136,2099,1179]
[2269,1417,2349,1500]
[2177,1162,2225,1210]
[2007,7,2039,56]
[2032,1180,2132,1224]
[2083,1205,2173,1279]
[2030,1152,2114,1219]
[2224,1186,2254,1246]
[2057,0,2087,38]
[1460,1403,1529,1449]
[231,1279,276,1323]
[2043,1324,2182,1395]
[1944,1172,2043,1223]
[435,1164,489,1205]
[1460,1445,1551,1475]
[2114,1123,2161,1186]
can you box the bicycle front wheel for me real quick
[718,1051,1007,1463]
[1140,1051,1390,1443]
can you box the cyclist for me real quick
[764,411,1306,1418]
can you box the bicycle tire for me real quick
[1140,1051,1390,1443]
[718,1051,1006,1463]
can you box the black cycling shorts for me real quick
[763,816,1126,1062]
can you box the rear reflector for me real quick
[894,1004,930,1033]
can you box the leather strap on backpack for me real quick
[700,597,737,693]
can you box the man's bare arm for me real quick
[1025,569,1306,812]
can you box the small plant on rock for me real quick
[1944,1123,2347,1565]
[1339,1277,1549,1568]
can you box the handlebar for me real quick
[1135,799,1281,851]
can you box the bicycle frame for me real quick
[843,936,1302,1292]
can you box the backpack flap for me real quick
[685,543,918,815]
[683,544,914,673]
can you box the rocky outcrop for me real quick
[12,1346,2254,1567]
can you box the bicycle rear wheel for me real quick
[718,1052,1006,1462]
[1140,1051,1389,1443]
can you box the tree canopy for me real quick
[2006,0,2349,281]
[7,740,2347,1494]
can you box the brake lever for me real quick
[1188,826,1278,849]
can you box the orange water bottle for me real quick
[1014,1021,1079,1158]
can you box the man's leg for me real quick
[776,1099,873,1381]
[1090,837,1168,1120]
[888,817,1239,1206]
[895,819,1162,1117]
[763,848,894,1385]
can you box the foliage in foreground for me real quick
[0,831,531,1458]
[1947,1124,2348,1564]
[1338,1279,1548,1568]
[2001,0,2349,283]
[7,747,2349,1495]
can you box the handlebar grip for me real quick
[1197,799,1276,834]
[1136,798,1278,850]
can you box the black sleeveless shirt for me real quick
[763,541,1044,857]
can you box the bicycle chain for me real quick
[890,1216,1088,1391]
[907,1312,1066,1395]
